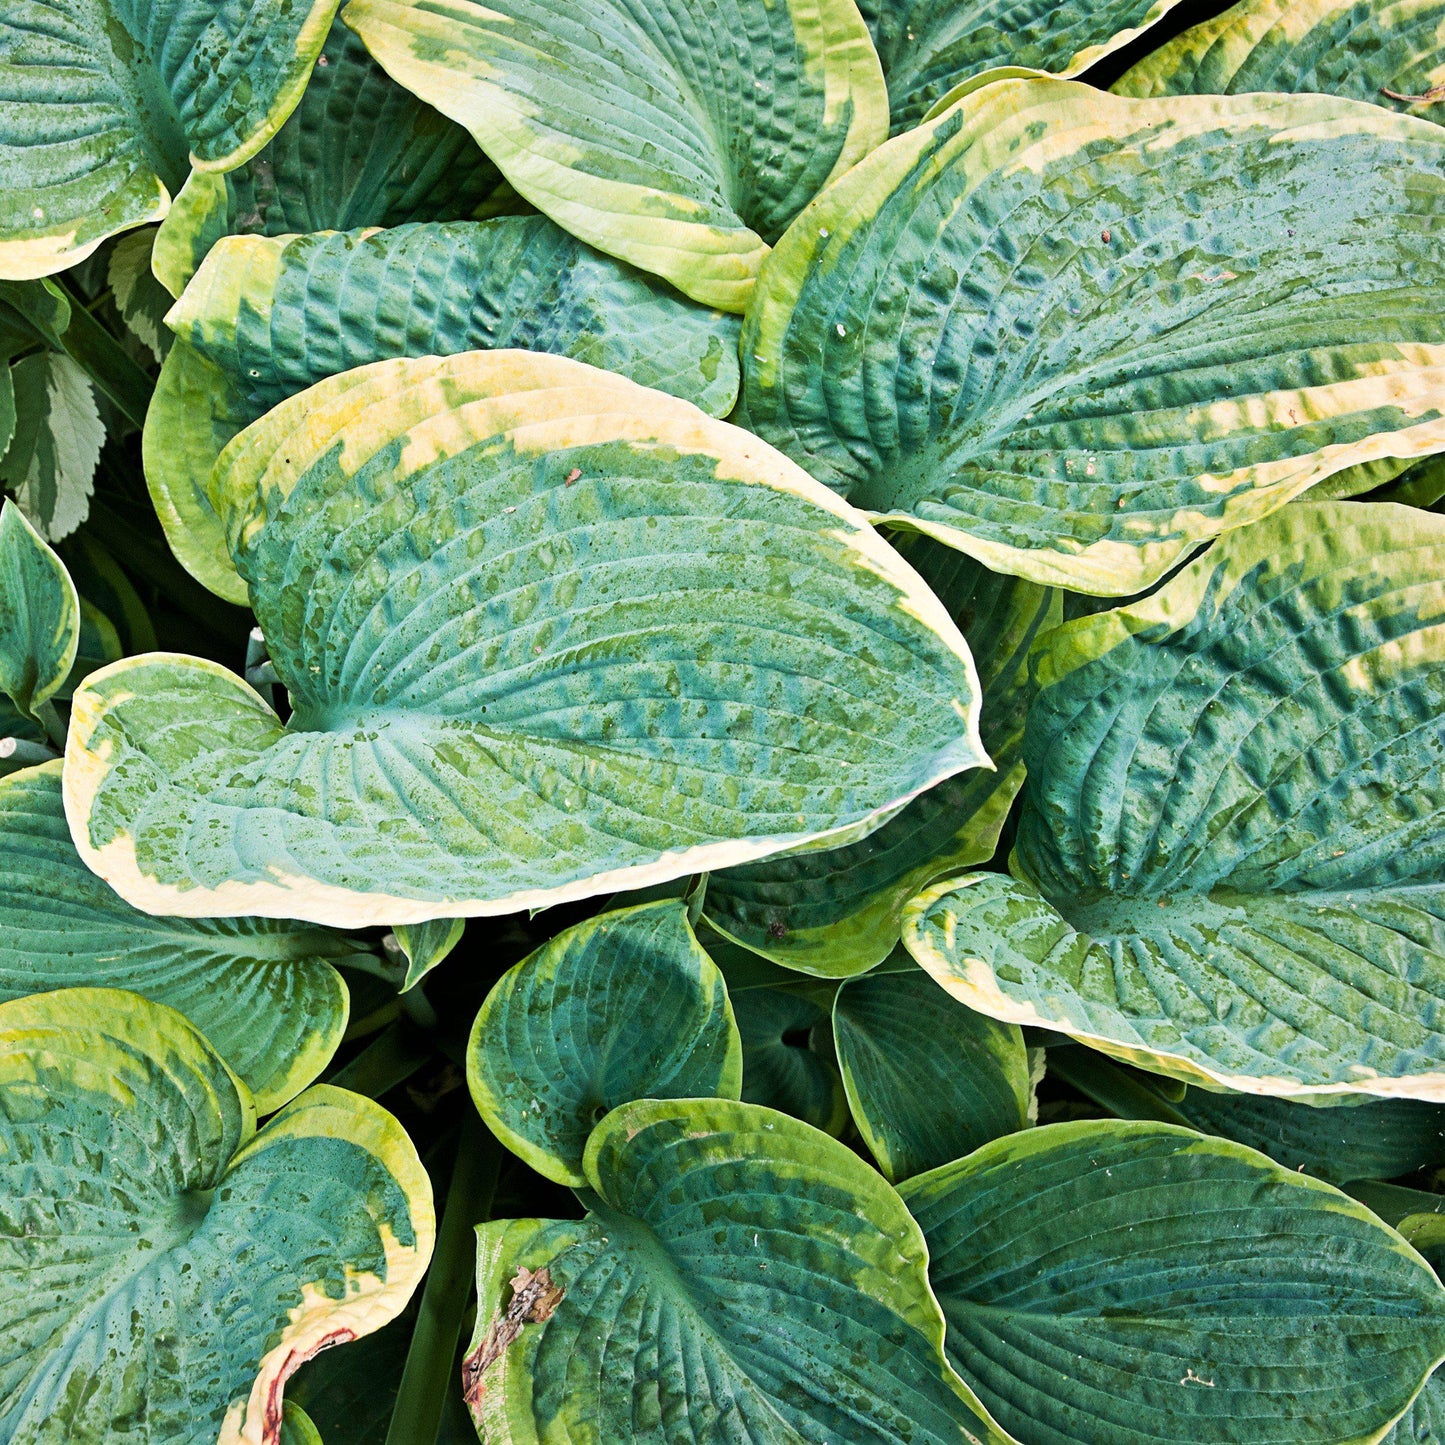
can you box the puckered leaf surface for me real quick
[1,762,352,1111]
[464,1097,992,1442]
[740,76,1445,595]
[705,532,1057,975]
[467,900,741,1185]
[906,501,1445,1100]
[859,0,1182,133]
[0,988,433,1445]
[146,218,741,600]
[151,17,506,297]
[0,0,340,277]
[1117,0,1445,122]
[343,0,888,310]
[70,350,985,927]
[901,1120,1445,1445]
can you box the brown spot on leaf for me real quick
[564,468,582,485]
[261,1327,356,1441]
[462,1266,565,1411]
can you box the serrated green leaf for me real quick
[467,900,741,1185]
[146,218,741,601]
[106,227,171,362]
[1,351,103,540]
[834,957,1030,1181]
[740,76,1445,595]
[70,351,985,927]
[0,762,354,1111]
[859,0,1182,133]
[1117,0,1445,123]
[0,497,78,717]
[902,1120,1445,1445]
[464,1097,993,1442]
[906,500,1445,1101]
[343,0,889,311]
[152,17,506,297]
[0,987,434,1444]
[705,532,1058,975]
[0,0,343,278]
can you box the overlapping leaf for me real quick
[70,350,985,926]
[151,17,507,297]
[464,1098,991,1442]
[901,1120,1445,1445]
[0,497,77,719]
[0,988,433,1443]
[1117,0,1445,121]
[344,0,888,310]
[705,533,1057,975]
[834,958,1031,1181]
[907,501,1445,1100]
[0,0,342,278]
[859,0,1181,133]
[741,76,1445,594]
[0,762,354,1111]
[147,218,742,600]
[467,901,741,1184]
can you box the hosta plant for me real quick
[4,0,1445,1441]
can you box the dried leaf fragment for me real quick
[462,1265,565,1407]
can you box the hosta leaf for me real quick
[463,1097,990,1442]
[391,916,464,990]
[343,0,889,311]
[860,0,1182,133]
[467,900,741,1185]
[1056,1046,1445,1184]
[0,497,78,717]
[901,1120,1445,1445]
[704,533,1058,975]
[0,700,46,778]
[1,351,103,541]
[0,0,341,279]
[906,501,1445,1100]
[69,350,984,927]
[151,18,506,297]
[0,987,433,1444]
[1388,1371,1445,1445]
[1116,0,1445,123]
[281,1404,323,1445]
[740,76,1445,595]
[0,762,353,1111]
[834,958,1030,1181]
[146,218,742,601]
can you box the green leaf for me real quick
[151,18,507,297]
[0,278,70,353]
[0,987,434,1443]
[732,977,850,1133]
[860,0,1182,133]
[463,1097,992,1442]
[901,1119,1445,1445]
[392,917,465,991]
[0,761,354,1111]
[467,900,741,1185]
[740,76,1445,595]
[1387,1369,1445,1444]
[0,0,342,279]
[0,497,78,718]
[282,1403,324,1445]
[1,351,103,540]
[1116,0,1445,124]
[343,0,889,311]
[834,957,1031,1181]
[704,532,1058,975]
[70,350,986,927]
[1055,1046,1445,1184]
[905,500,1445,1100]
[146,217,742,601]
[106,227,171,362]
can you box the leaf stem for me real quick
[33,700,66,750]
[385,1114,501,1445]
[328,1021,432,1100]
